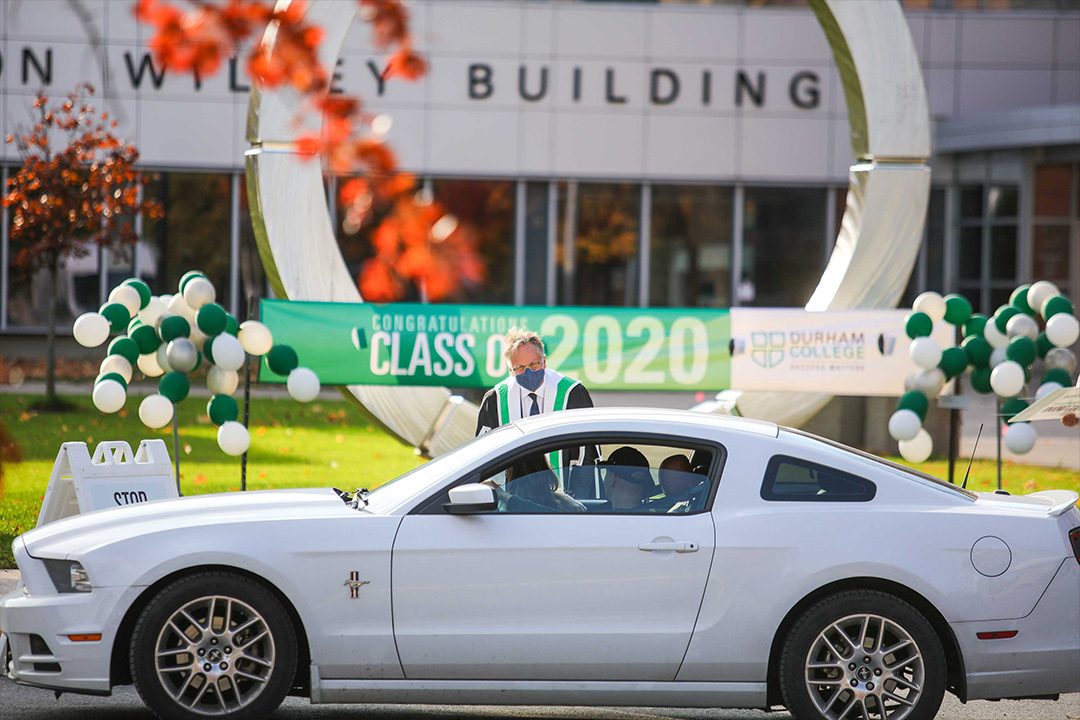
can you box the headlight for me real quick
[42,560,92,593]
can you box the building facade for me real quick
[1,0,1079,338]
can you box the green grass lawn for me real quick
[0,393,424,568]
[1,393,1077,570]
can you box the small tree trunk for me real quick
[45,256,59,406]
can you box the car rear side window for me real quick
[761,455,876,502]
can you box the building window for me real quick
[649,185,733,308]
[902,188,946,305]
[523,182,551,306]
[432,179,515,304]
[557,182,640,307]
[1032,164,1074,291]
[742,186,826,307]
[955,183,1019,313]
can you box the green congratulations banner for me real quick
[258,300,731,391]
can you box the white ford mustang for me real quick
[2,408,1079,720]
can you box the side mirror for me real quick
[444,483,497,515]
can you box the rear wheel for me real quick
[130,572,297,720]
[779,590,946,720]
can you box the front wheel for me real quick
[779,590,946,720]
[130,571,297,720]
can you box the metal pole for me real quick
[172,413,182,496]
[995,396,1002,491]
[240,296,256,491]
[947,327,961,484]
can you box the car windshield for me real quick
[363,424,522,513]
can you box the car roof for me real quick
[509,406,780,439]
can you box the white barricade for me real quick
[36,440,179,527]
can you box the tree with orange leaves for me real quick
[3,84,163,410]
[134,0,483,303]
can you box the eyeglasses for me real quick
[510,360,544,374]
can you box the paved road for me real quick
[0,678,1077,720]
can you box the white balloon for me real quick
[209,333,245,372]
[183,277,216,310]
[1045,347,1078,375]
[207,366,240,396]
[287,367,321,402]
[983,320,1008,349]
[1027,281,1060,316]
[903,372,920,393]
[909,337,942,370]
[990,360,1025,398]
[167,293,197,322]
[888,409,922,442]
[989,347,1008,368]
[73,312,111,348]
[1004,422,1037,455]
[217,421,251,456]
[1005,313,1038,341]
[92,379,126,414]
[912,292,946,323]
[189,326,209,352]
[138,296,167,327]
[100,354,133,384]
[899,428,932,463]
[166,338,199,373]
[137,352,165,378]
[238,320,274,356]
[156,344,173,373]
[109,284,142,317]
[1036,381,1064,401]
[139,393,174,429]
[1045,313,1079,348]
[915,368,946,398]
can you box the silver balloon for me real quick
[1045,347,1077,375]
[166,338,199,373]
[1005,313,1038,340]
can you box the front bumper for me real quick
[952,557,1080,701]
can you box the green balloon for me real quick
[1043,368,1074,388]
[938,347,968,379]
[206,394,239,426]
[993,306,1020,334]
[203,336,216,365]
[266,344,299,376]
[96,372,128,390]
[178,270,207,294]
[943,294,972,326]
[108,336,140,365]
[1036,332,1053,359]
[897,390,930,421]
[159,372,190,404]
[963,313,988,338]
[196,302,227,336]
[961,335,992,368]
[160,315,191,342]
[1041,295,1074,319]
[1000,397,1029,422]
[904,311,933,339]
[127,316,144,334]
[122,278,152,309]
[1010,284,1033,315]
[131,324,161,354]
[970,366,993,394]
[1005,336,1037,367]
[224,313,239,337]
[99,302,131,334]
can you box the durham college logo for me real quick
[750,332,786,369]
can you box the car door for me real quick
[390,437,720,682]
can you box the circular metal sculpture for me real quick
[245,0,931,453]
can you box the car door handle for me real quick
[638,541,699,553]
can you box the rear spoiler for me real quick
[1029,490,1080,517]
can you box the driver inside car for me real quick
[485,454,586,513]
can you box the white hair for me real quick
[502,326,545,362]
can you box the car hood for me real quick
[20,488,356,560]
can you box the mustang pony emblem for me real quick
[344,571,370,599]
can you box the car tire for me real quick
[779,590,946,720]
[129,571,297,720]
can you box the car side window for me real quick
[760,455,876,502]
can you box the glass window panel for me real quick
[649,185,733,308]
[1034,165,1072,218]
[238,179,268,320]
[524,182,550,306]
[556,182,639,307]
[989,287,1013,310]
[958,226,982,281]
[990,225,1017,281]
[432,179,515,304]
[742,186,826,307]
[953,287,981,315]
[925,188,946,291]
[1032,224,1071,283]
[6,238,102,328]
[987,186,1018,219]
[141,172,231,300]
[960,186,983,219]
